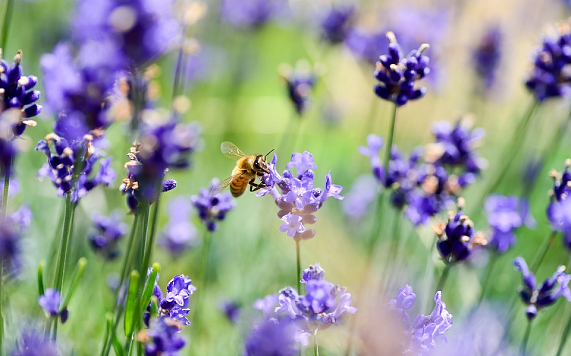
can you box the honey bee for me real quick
[210,141,274,197]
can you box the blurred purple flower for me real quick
[280,62,317,115]
[345,29,386,64]
[547,159,571,249]
[244,318,300,356]
[220,0,282,29]
[513,257,571,320]
[485,195,535,253]
[342,174,377,220]
[191,178,235,232]
[159,197,198,254]
[89,211,128,259]
[38,288,67,323]
[12,328,58,356]
[320,5,354,44]
[473,26,502,90]
[525,24,571,101]
[0,212,23,277]
[219,299,240,323]
[143,316,186,356]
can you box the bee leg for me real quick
[249,180,268,192]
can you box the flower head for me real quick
[120,120,201,211]
[159,197,198,254]
[144,273,196,327]
[301,263,325,284]
[89,211,128,259]
[244,318,300,356]
[220,0,281,29]
[12,328,58,356]
[525,22,571,101]
[320,5,354,44]
[279,62,317,115]
[374,31,430,107]
[38,289,68,323]
[191,178,235,231]
[546,159,571,250]
[0,215,22,277]
[258,152,343,240]
[473,26,502,90]
[140,316,186,356]
[434,198,487,264]
[513,257,571,320]
[36,133,115,202]
[485,195,534,253]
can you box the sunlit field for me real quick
[1,0,571,355]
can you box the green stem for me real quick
[530,231,558,273]
[171,25,188,104]
[296,240,301,295]
[0,0,14,52]
[277,113,297,158]
[477,252,498,306]
[141,195,161,273]
[555,304,571,356]
[101,213,140,356]
[192,231,213,355]
[381,209,402,293]
[313,332,319,356]
[1,167,9,221]
[0,264,3,356]
[436,263,452,295]
[421,239,438,312]
[520,320,533,355]
[51,194,76,340]
[344,102,398,356]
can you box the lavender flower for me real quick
[159,197,198,254]
[140,316,186,356]
[389,285,452,356]
[88,211,127,259]
[279,62,317,115]
[244,318,300,356]
[73,0,180,68]
[220,0,281,29]
[485,195,535,253]
[301,263,325,284]
[320,5,354,44]
[345,29,387,64]
[144,273,196,327]
[513,257,571,320]
[525,22,571,101]
[0,216,21,277]
[257,152,343,240]
[547,159,571,249]
[425,118,486,186]
[120,120,201,211]
[12,328,58,356]
[434,198,487,264]
[219,299,240,323]
[191,178,235,231]
[341,174,377,220]
[0,51,41,138]
[259,266,356,333]
[36,133,115,202]
[374,31,430,107]
[473,26,502,90]
[38,289,68,323]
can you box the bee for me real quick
[210,141,274,197]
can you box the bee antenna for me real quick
[265,148,275,159]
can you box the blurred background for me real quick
[3,0,571,355]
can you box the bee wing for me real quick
[221,141,247,160]
[209,173,242,196]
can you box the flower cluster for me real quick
[359,117,486,225]
[373,31,430,107]
[244,318,301,356]
[389,285,453,355]
[320,5,354,45]
[433,199,487,264]
[12,329,58,356]
[220,0,281,29]
[159,197,198,254]
[38,288,68,324]
[36,133,115,202]
[139,316,186,356]
[88,211,128,259]
[341,174,378,220]
[473,26,502,90]
[144,273,197,328]
[257,152,343,240]
[513,257,571,320]
[72,0,180,68]
[525,22,571,101]
[485,195,535,253]
[279,62,317,115]
[547,159,571,249]
[120,120,201,211]
[0,50,41,138]
[191,178,235,232]
[255,264,356,334]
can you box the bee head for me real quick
[254,155,270,174]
